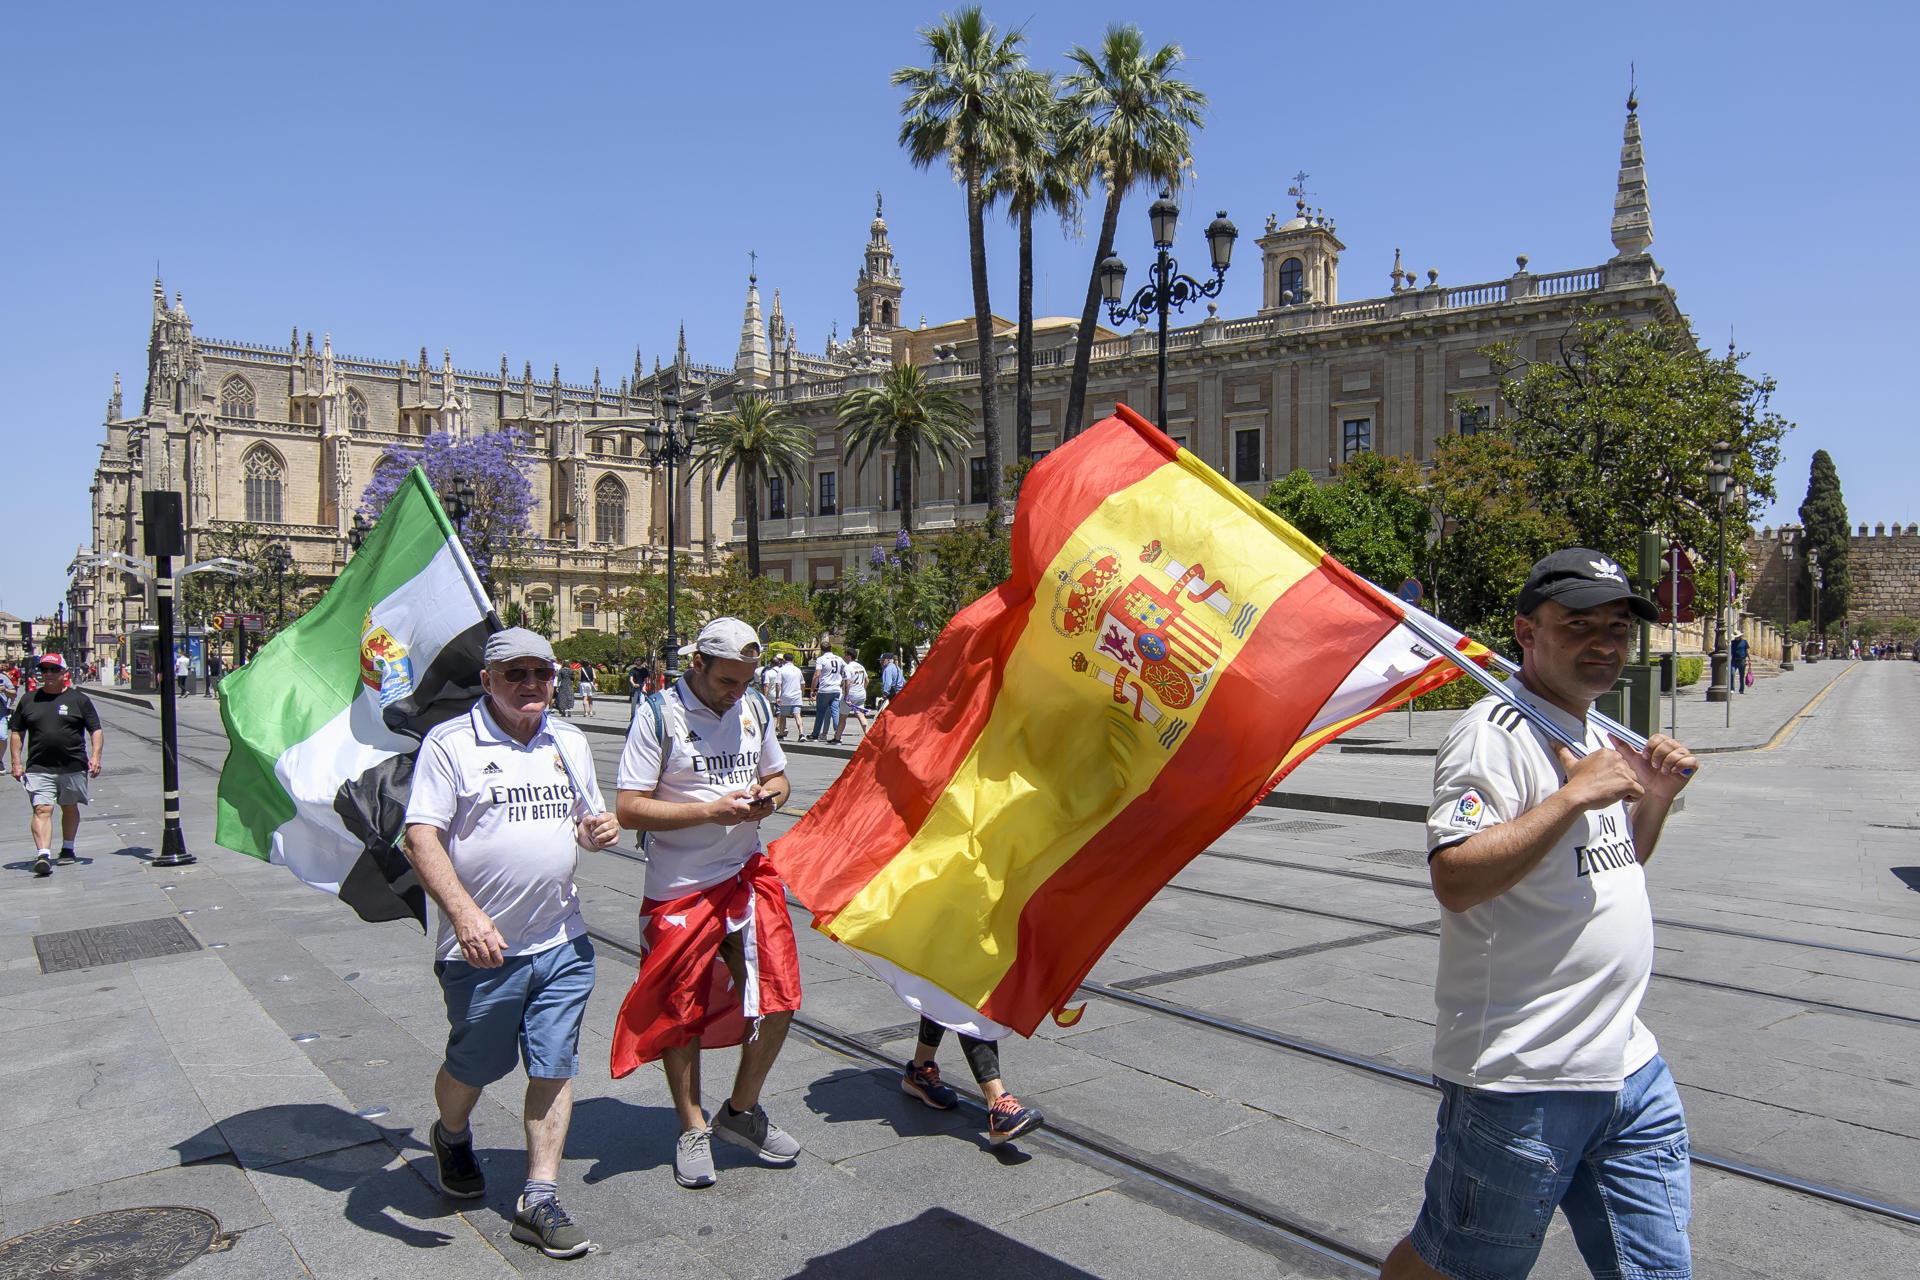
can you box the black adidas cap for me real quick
[1517,548,1659,621]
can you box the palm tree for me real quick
[837,364,975,536]
[893,6,1032,528]
[1059,25,1206,440]
[691,394,812,577]
[985,69,1084,464]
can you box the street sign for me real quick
[1654,549,1695,624]
[1397,578,1423,605]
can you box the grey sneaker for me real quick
[30,854,51,878]
[674,1127,715,1188]
[430,1122,485,1199]
[511,1195,591,1259]
[711,1102,800,1163]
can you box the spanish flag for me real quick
[768,406,1490,1037]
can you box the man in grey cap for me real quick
[1380,551,1699,1280]
[612,616,800,1190]
[403,627,621,1259]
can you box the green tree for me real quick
[1426,432,1575,639]
[1486,317,1789,595]
[1797,448,1850,626]
[1059,24,1206,438]
[895,6,1031,529]
[179,523,315,646]
[1259,451,1431,589]
[985,69,1083,461]
[837,363,976,535]
[691,394,812,577]
[687,558,819,644]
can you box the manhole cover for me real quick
[32,918,202,974]
[0,1206,220,1278]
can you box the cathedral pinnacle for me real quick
[1609,87,1654,259]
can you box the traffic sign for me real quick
[1397,578,1423,605]
[1654,549,1695,624]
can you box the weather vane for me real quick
[748,249,757,281]
[1287,170,1312,203]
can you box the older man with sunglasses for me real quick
[403,628,621,1260]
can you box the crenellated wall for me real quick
[1745,523,1920,626]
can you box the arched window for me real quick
[243,446,284,524]
[347,388,368,432]
[1278,258,1304,305]
[220,375,256,419]
[594,474,626,544]
[881,300,895,327]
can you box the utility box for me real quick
[1594,684,1627,727]
[1617,664,1656,739]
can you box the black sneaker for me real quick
[511,1195,592,1259]
[56,850,77,862]
[30,854,51,877]
[430,1122,485,1199]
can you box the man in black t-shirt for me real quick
[8,655,103,878]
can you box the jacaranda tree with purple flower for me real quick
[357,428,535,595]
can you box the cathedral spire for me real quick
[1610,86,1654,259]
[735,273,771,387]
[108,372,123,422]
[856,190,904,330]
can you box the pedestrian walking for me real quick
[1729,632,1749,694]
[401,627,620,1259]
[877,651,905,710]
[552,661,575,718]
[1379,549,1699,1280]
[8,654,103,877]
[808,642,844,741]
[611,617,800,1190]
[205,648,224,696]
[901,1017,1044,1145]
[832,654,870,744]
[174,647,191,696]
[579,664,595,717]
[768,652,803,741]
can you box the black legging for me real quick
[917,1016,1001,1084]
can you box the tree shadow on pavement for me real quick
[791,1208,1098,1278]
[176,1104,460,1250]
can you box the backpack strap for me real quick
[746,687,771,740]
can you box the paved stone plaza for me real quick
[3,662,1917,1277]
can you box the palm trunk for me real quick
[744,455,762,576]
[1016,201,1034,463]
[898,429,916,536]
[1064,186,1125,441]
[965,149,1002,528]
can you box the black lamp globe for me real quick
[1149,192,1180,249]
[1098,255,1128,306]
[1206,211,1239,273]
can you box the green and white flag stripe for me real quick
[215,468,492,895]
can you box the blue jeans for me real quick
[1410,1055,1691,1280]
[810,691,840,739]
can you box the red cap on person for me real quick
[37,653,67,670]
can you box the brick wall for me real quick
[1745,523,1920,625]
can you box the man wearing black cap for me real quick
[9,654,102,877]
[1381,550,1700,1280]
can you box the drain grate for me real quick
[1358,848,1430,868]
[847,1022,924,1052]
[33,917,203,974]
[0,1206,220,1278]
[1240,818,1344,834]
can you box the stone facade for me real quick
[78,101,1696,658]
[1745,523,1920,627]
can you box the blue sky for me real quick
[3,0,1913,616]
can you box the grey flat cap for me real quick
[484,627,556,666]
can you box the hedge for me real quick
[1675,656,1703,688]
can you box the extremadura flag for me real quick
[214,468,496,924]
[769,406,1491,1037]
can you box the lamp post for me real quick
[1099,193,1238,430]
[347,512,372,555]
[1705,439,1734,702]
[261,542,292,634]
[445,478,475,537]
[645,390,697,683]
[1808,548,1823,660]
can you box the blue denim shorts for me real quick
[1410,1055,1692,1280]
[435,935,595,1086]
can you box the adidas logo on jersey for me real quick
[482,761,503,774]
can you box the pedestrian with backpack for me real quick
[610,618,801,1190]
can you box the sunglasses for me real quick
[37,666,63,674]
[496,665,557,684]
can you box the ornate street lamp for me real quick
[1100,192,1237,430]
[347,512,372,555]
[1706,439,1735,702]
[261,541,292,633]
[644,390,698,681]
[445,478,476,536]
[1808,547,1823,660]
